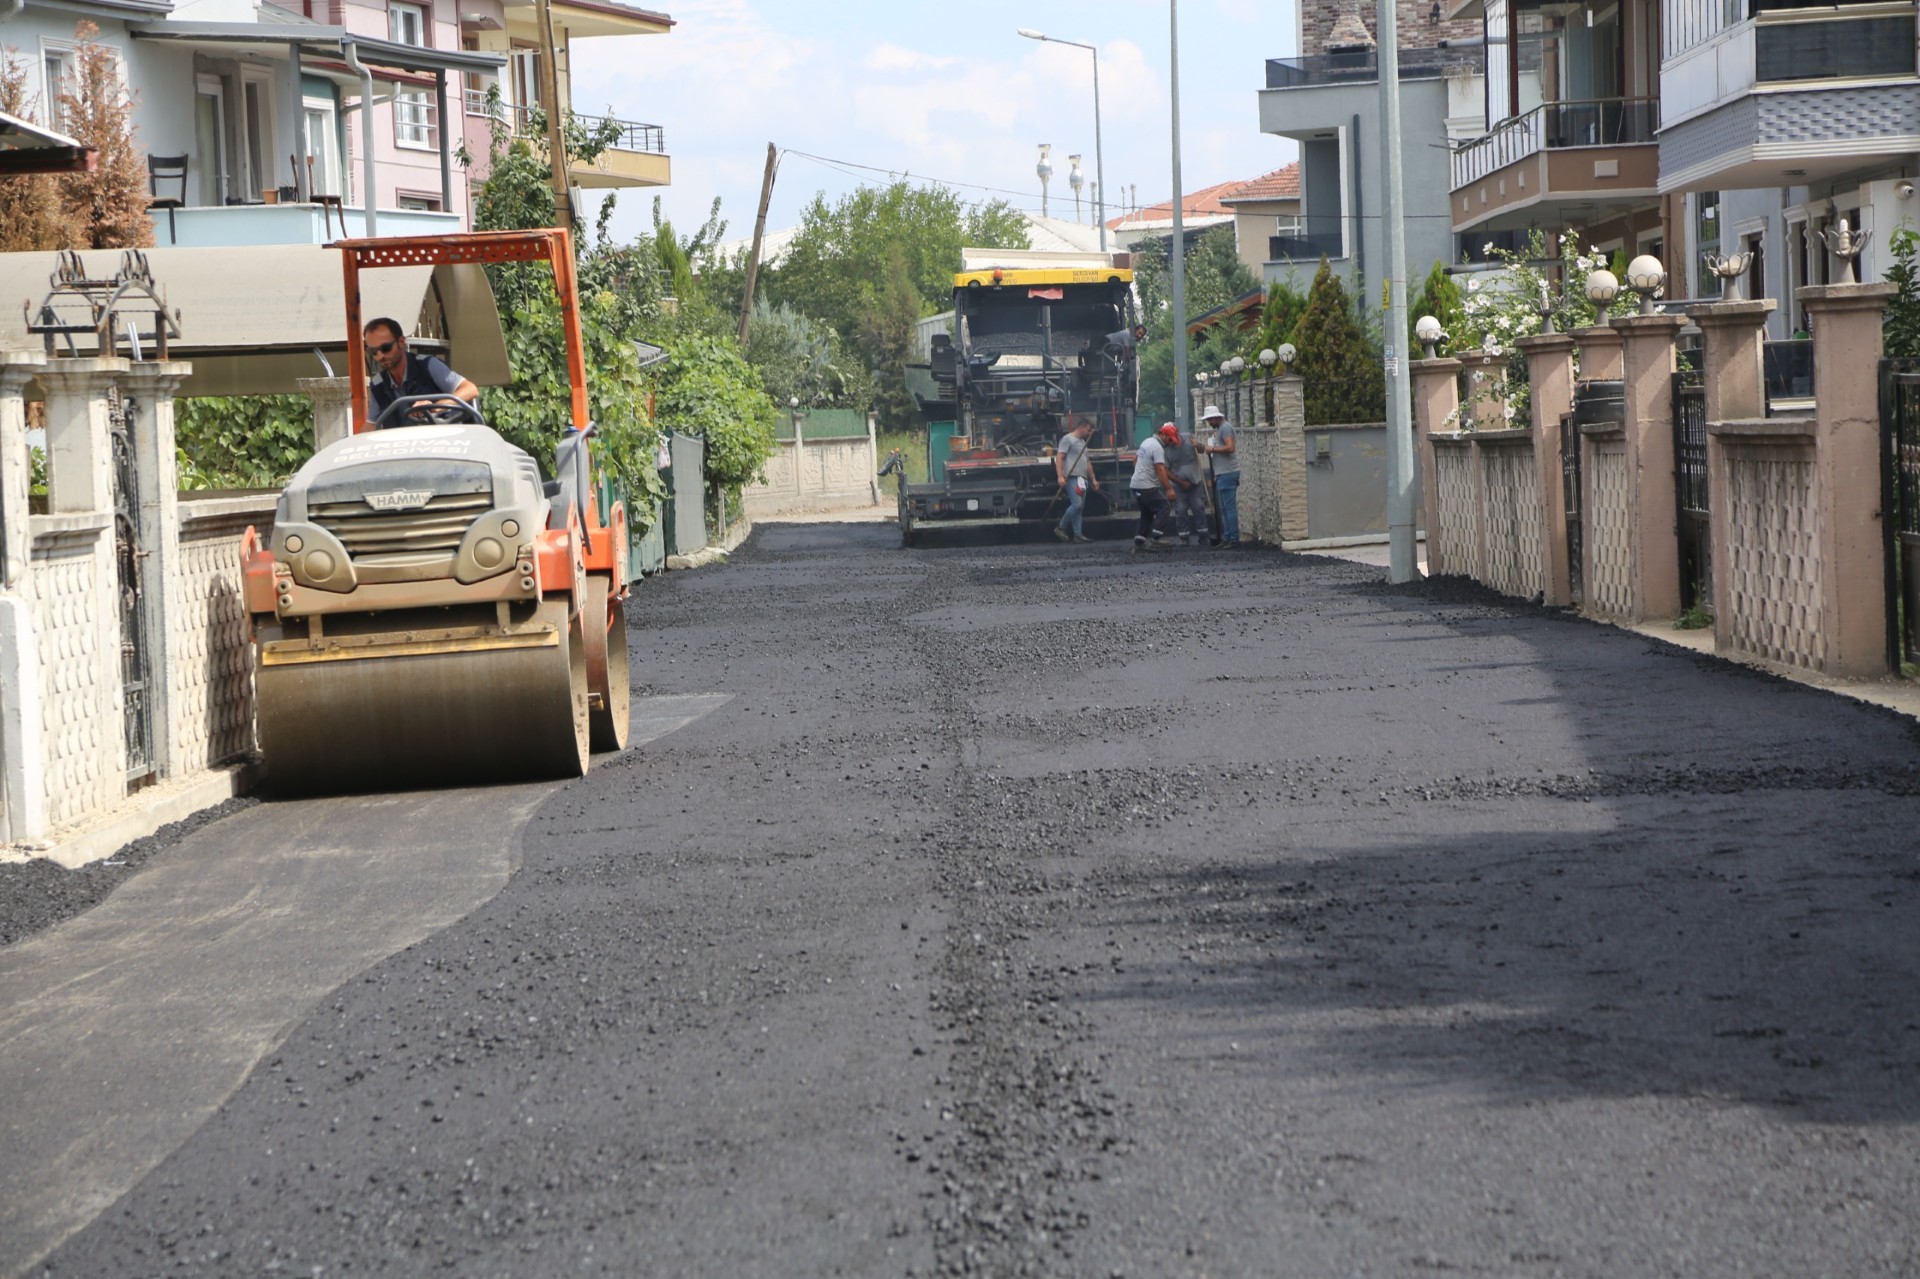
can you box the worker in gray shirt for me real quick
[1053,418,1100,543]
[1162,421,1209,546]
[1197,404,1240,547]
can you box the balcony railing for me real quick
[1269,233,1344,262]
[1264,46,1479,88]
[1450,97,1659,190]
[463,89,666,154]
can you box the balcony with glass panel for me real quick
[1658,0,1920,192]
[1449,98,1661,231]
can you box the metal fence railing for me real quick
[1451,98,1659,189]
[1265,46,1480,88]
[462,90,667,154]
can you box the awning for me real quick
[0,245,510,398]
[0,110,95,176]
[128,21,507,76]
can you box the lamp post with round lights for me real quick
[1625,255,1666,316]
[1586,268,1620,326]
[1414,314,1446,359]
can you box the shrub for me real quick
[1292,260,1384,425]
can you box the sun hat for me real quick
[1201,404,1224,420]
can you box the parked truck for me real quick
[893,250,1142,544]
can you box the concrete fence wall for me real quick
[1410,283,1898,678]
[0,353,273,847]
[744,411,881,518]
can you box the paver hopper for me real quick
[240,229,631,792]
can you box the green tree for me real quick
[1884,227,1920,359]
[1251,279,1309,359]
[651,333,777,509]
[743,297,874,410]
[766,180,1028,347]
[1407,260,1466,355]
[1292,259,1385,425]
[1132,226,1263,421]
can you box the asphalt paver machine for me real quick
[241,229,631,791]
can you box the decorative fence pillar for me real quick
[1456,349,1509,429]
[40,358,126,515]
[121,361,192,778]
[1692,300,1774,658]
[1519,333,1577,605]
[1574,324,1624,382]
[0,351,41,591]
[298,376,353,452]
[28,357,132,835]
[1611,314,1686,621]
[1804,284,1895,675]
[0,352,49,841]
[1411,357,1461,575]
[1270,375,1307,543]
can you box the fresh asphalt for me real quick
[7,522,1919,1277]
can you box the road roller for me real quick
[240,228,631,793]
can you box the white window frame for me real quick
[38,38,78,130]
[389,1,429,48]
[393,85,436,151]
[239,65,278,199]
[195,72,230,206]
[302,95,341,200]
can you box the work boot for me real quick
[1074,535,1093,543]
[1132,536,1147,554]
[1053,528,1070,543]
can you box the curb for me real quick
[5,761,259,869]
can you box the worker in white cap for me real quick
[1196,404,1239,548]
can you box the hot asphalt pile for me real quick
[19,523,1920,1278]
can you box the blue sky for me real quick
[569,0,1306,247]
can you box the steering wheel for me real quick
[373,393,485,429]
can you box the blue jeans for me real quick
[1214,470,1241,543]
[1057,479,1088,538]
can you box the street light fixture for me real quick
[1625,255,1665,316]
[1017,26,1106,251]
[1414,314,1445,359]
[1585,268,1620,325]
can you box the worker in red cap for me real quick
[1128,423,1179,552]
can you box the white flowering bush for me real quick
[1448,230,1608,429]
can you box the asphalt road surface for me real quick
[11,522,1920,1278]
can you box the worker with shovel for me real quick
[1197,404,1240,549]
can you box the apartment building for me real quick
[0,0,671,248]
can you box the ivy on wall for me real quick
[174,395,314,489]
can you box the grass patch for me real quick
[1674,605,1713,631]
[876,427,930,485]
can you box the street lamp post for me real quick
[1016,27,1106,251]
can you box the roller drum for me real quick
[257,599,589,794]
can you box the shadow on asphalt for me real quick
[1067,571,1920,1126]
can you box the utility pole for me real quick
[1378,0,1417,582]
[737,143,779,345]
[1169,0,1188,431]
[534,0,572,229]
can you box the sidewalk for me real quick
[1314,538,1920,722]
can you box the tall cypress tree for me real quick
[1292,259,1384,425]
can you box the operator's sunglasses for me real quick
[368,340,399,355]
